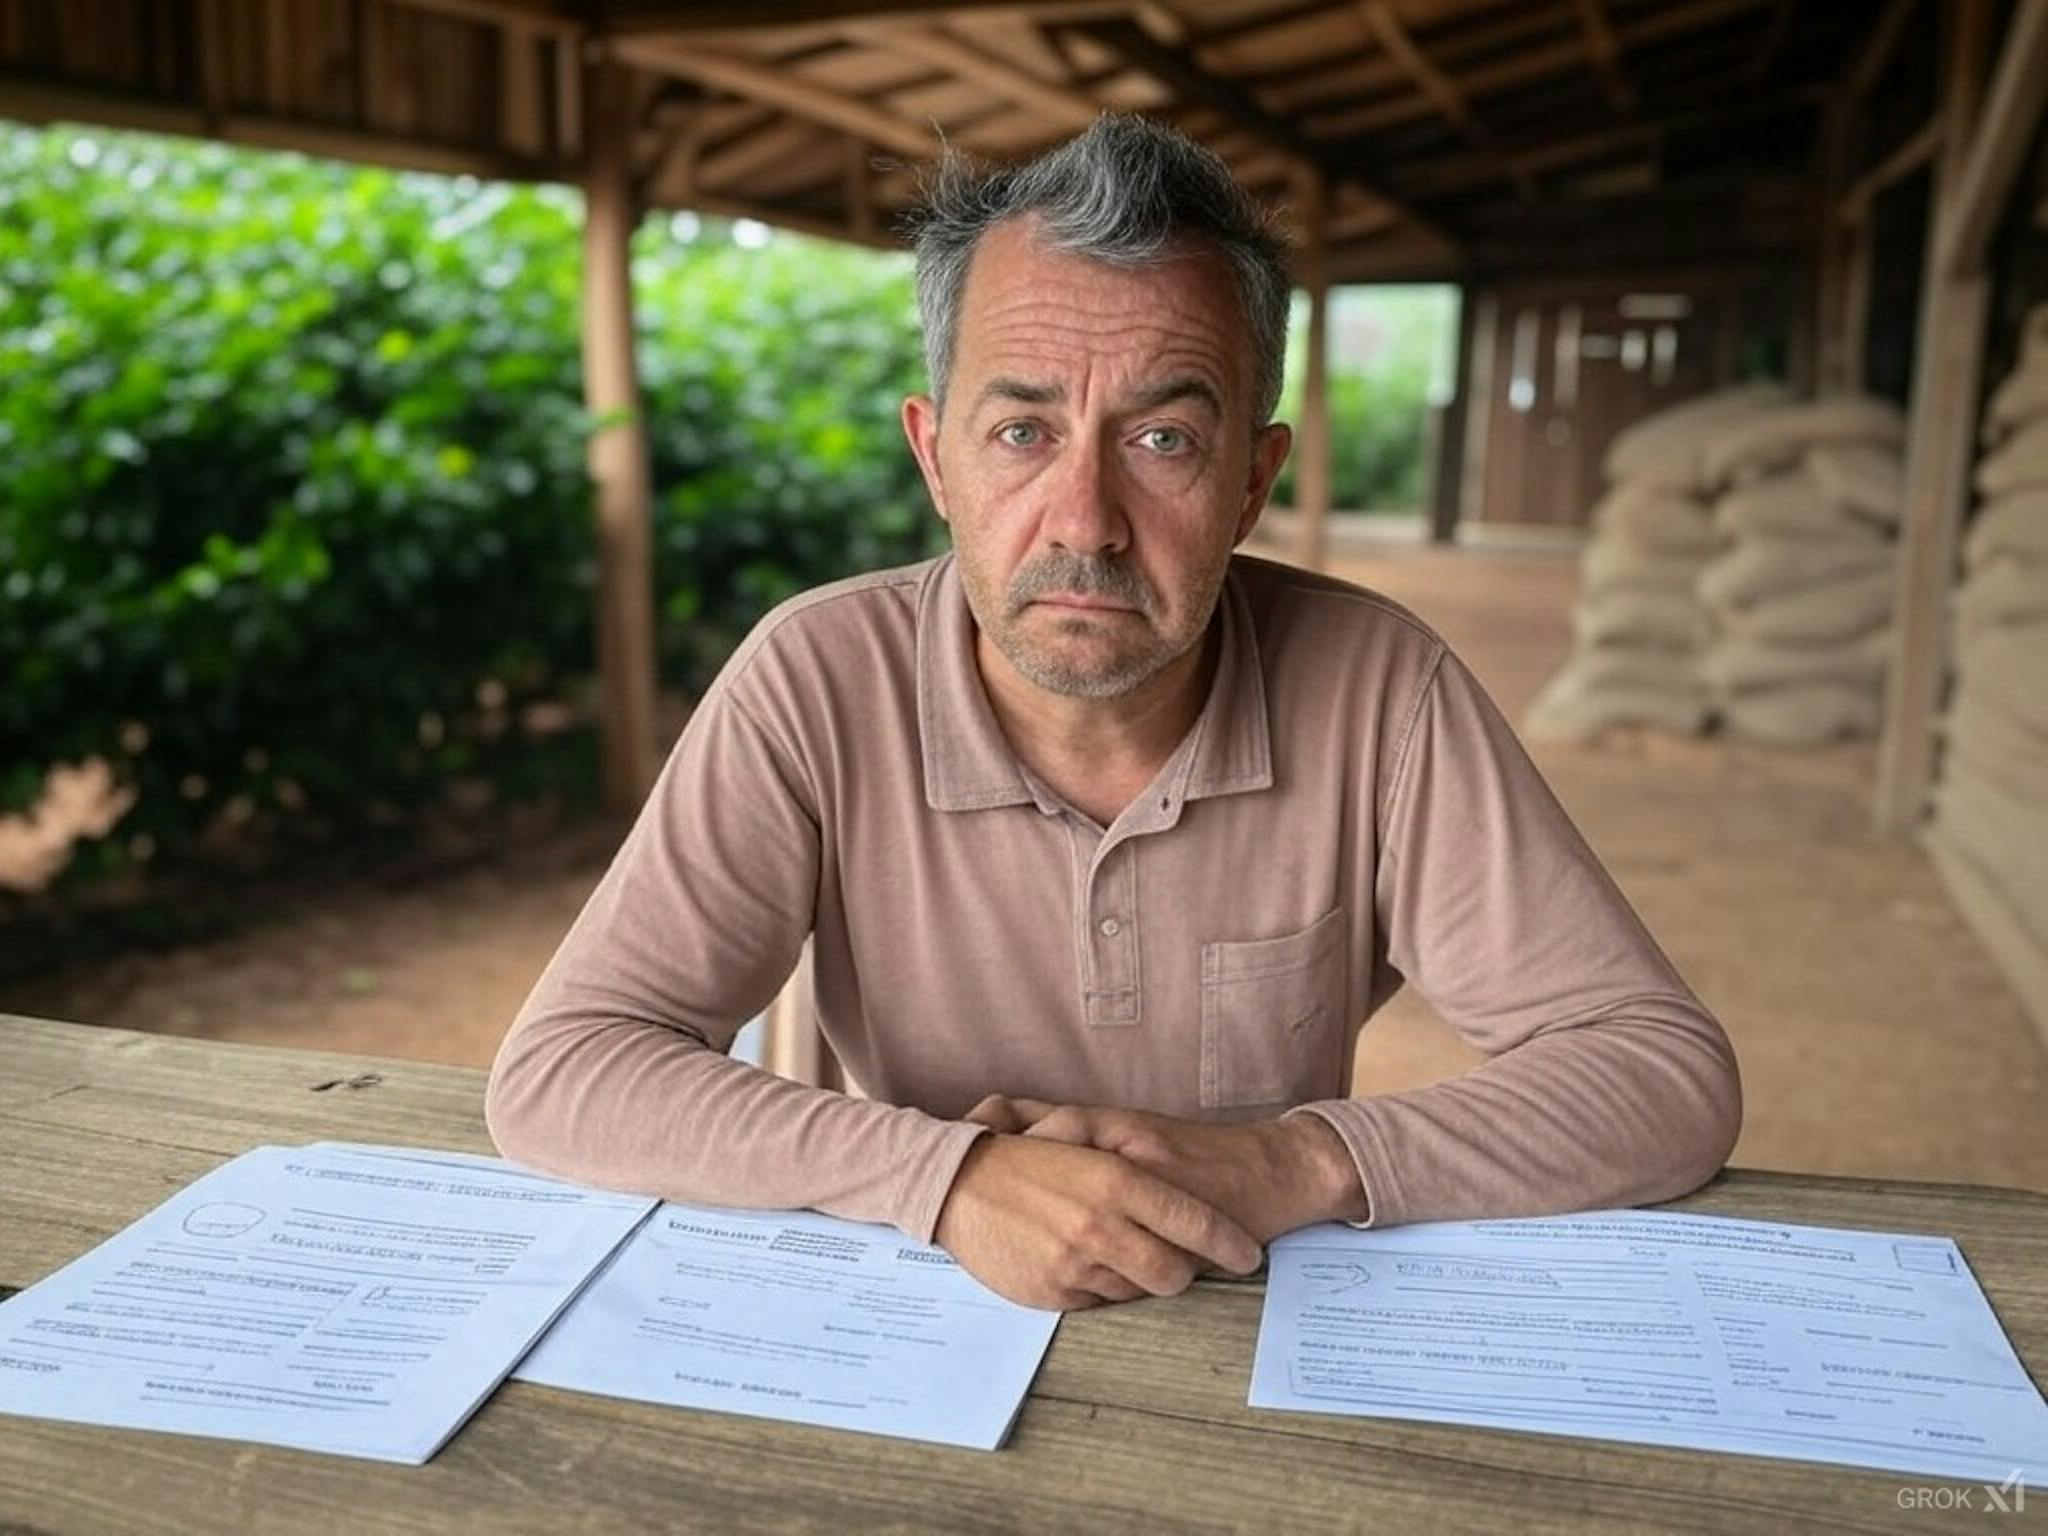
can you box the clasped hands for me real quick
[932,1094,1366,1312]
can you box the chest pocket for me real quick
[1199,906,1348,1111]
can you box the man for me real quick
[487,117,1741,1313]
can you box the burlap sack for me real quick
[1985,362,2048,443]
[1573,589,1710,649]
[1713,468,1890,544]
[1700,396,1906,488]
[1565,648,1705,695]
[1805,442,1906,526]
[1582,538,1710,598]
[1589,484,1718,555]
[1942,680,2048,807]
[1956,624,2048,735]
[1975,416,2048,499]
[1697,538,1892,612]
[1953,557,2048,643]
[1720,682,1880,743]
[1603,382,1794,491]
[1719,568,1893,645]
[1982,304,2048,441]
[1524,667,1711,740]
[1702,630,1888,696]
[1963,490,2048,569]
[1931,760,2048,944]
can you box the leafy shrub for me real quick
[1272,286,1455,512]
[0,125,939,907]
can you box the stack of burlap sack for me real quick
[1694,395,1907,744]
[1925,303,2048,974]
[1525,383,1790,740]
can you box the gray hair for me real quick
[906,115,1293,427]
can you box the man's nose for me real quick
[1039,433,1130,556]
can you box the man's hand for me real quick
[932,1133,1264,1312]
[965,1096,1368,1246]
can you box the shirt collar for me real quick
[917,552,1273,815]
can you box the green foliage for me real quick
[1272,286,1458,512]
[0,125,939,898]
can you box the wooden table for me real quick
[3,1013,2044,1534]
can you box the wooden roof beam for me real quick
[1842,0,1918,102]
[1837,116,1940,226]
[1356,3,1535,200]
[1935,0,2048,278]
[1571,0,1635,115]
[596,0,1132,36]
[383,0,581,40]
[604,35,938,158]
[1068,17,1461,258]
[1314,0,1772,141]
[841,22,1103,130]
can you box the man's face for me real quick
[903,220,1291,700]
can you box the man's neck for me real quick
[976,624,1220,825]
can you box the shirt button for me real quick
[1099,917,1122,938]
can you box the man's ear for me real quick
[902,393,949,524]
[1235,421,1293,545]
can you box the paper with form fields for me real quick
[514,1201,1061,1450]
[0,1143,655,1463]
[1251,1210,2048,1483]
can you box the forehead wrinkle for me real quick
[963,318,1234,414]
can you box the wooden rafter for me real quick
[842,22,1102,129]
[1356,3,1534,200]
[696,117,828,191]
[1843,0,1917,101]
[1255,4,1567,111]
[1313,0,1771,142]
[1069,17,1460,255]
[595,0,1133,35]
[1836,117,1940,226]
[1571,0,1635,114]
[1934,0,2048,278]
[385,0,580,40]
[1747,0,1794,81]
[605,35,937,158]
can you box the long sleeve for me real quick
[1288,648,1742,1228]
[484,661,986,1244]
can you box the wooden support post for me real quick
[1294,170,1333,572]
[1873,0,1992,835]
[1456,289,1499,533]
[1430,285,1479,543]
[581,56,660,814]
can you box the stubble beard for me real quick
[959,545,1230,700]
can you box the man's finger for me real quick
[1117,1162,1263,1275]
[1092,1220,1203,1298]
[1018,1102,1095,1142]
[961,1094,1025,1132]
[1004,1096,1060,1128]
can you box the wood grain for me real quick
[2,1013,2042,1534]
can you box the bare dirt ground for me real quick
[7,535,2045,1193]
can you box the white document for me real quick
[514,1201,1060,1450]
[0,1143,655,1463]
[1252,1210,2048,1484]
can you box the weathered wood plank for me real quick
[2,1014,2043,1534]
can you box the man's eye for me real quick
[995,422,1042,448]
[1138,426,1191,455]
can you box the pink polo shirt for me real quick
[487,552,1740,1244]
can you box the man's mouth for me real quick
[1032,593,1135,613]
